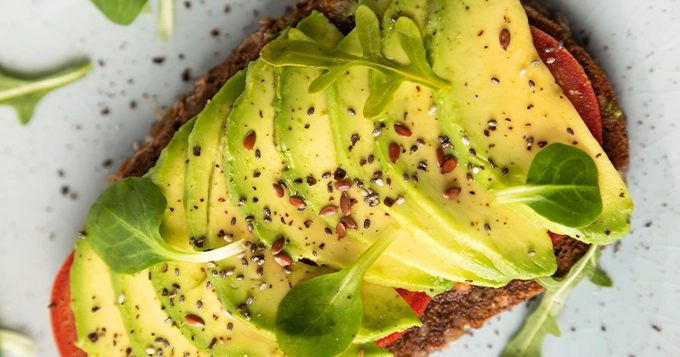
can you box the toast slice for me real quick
[113,1,629,356]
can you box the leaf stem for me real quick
[157,0,174,41]
[0,63,93,101]
[165,240,244,264]
[343,233,398,284]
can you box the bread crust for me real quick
[113,1,629,355]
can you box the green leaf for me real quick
[276,233,398,357]
[0,329,37,357]
[589,262,613,287]
[90,0,148,25]
[259,5,449,118]
[492,143,602,228]
[501,245,609,357]
[157,0,174,41]
[83,177,243,274]
[364,77,403,118]
[355,5,382,59]
[0,62,92,125]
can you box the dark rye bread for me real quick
[113,1,629,356]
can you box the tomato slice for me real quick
[530,26,602,144]
[49,251,87,357]
[375,289,431,348]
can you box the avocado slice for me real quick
[184,70,247,249]
[272,19,453,292]
[427,0,632,243]
[70,240,132,356]
[224,14,449,294]
[143,64,418,349]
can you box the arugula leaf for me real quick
[260,5,449,118]
[83,177,243,274]
[0,329,37,357]
[275,232,398,357]
[492,143,602,228]
[90,0,148,25]
[501,245,609,357]
[0,62,92,125]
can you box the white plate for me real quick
[0,1,677,356]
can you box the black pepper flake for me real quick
[88,332,99,343]
[567,128,574,135]
[334,168,347,180]
[502,168,509,176]
[306,176,317,186]
[304,220,313,228]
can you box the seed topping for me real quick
[289,196,307,210]
[184,314,205,327]
[336,222,347,238]
[340,216,358,230]
[443,187,462,200]
[340,192,351,216]
[334,180,353,191]
[499,28,511,50]
[319,205,338,217]
[274,253,292,267]
[394,123,412,137]
[243,131,256,151]
[388,143,400,164]
[441,157,458,174]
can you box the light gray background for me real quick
[0,0,678,356]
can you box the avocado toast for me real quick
[50,1,632,356]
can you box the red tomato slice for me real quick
[375,289,431,348]
[530,26,603,144]
[49,251,87,357]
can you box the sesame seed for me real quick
[519,68,527,77]
[491,78,500,85]
[372,129,382,137]
[260,283,267,291]
[347,108,356,116]
[528,80,535,89]
[488,119,497,127]
[473,167,480,174]
[396,196,406,205]
[502,168,509,176]
[416,138,425,146]
[528,251,536,257]
[462,137,470,146]
[307,107,315,116]
[546,57,555,64]
[567,128,574,135]
[196,301,203,310]
[429,106,437,115]
[484,224,491,232]
[469,148,477,156]
[531,60,540,67]
[283,267,292,275]
[227,322,234,332]
[364,219,371,229]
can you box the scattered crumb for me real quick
[210,28,220,37]
[613,241,621,253]
[224,5,230,13]
[61,186,70,195]
[130,101,137,109]
[57,170,64,177]
[652,324,662,333]
[100,107,110,116]
[102,159,113,168]
[69,192,78,200]
[645,221,653,227]
[97,59,105,67]
[184,1,191,8]
[181,68,191,82]
[178,53,185,60]
[152,56,166,64]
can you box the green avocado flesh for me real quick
[73,0,632,356]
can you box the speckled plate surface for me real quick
[0,1,678,356]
